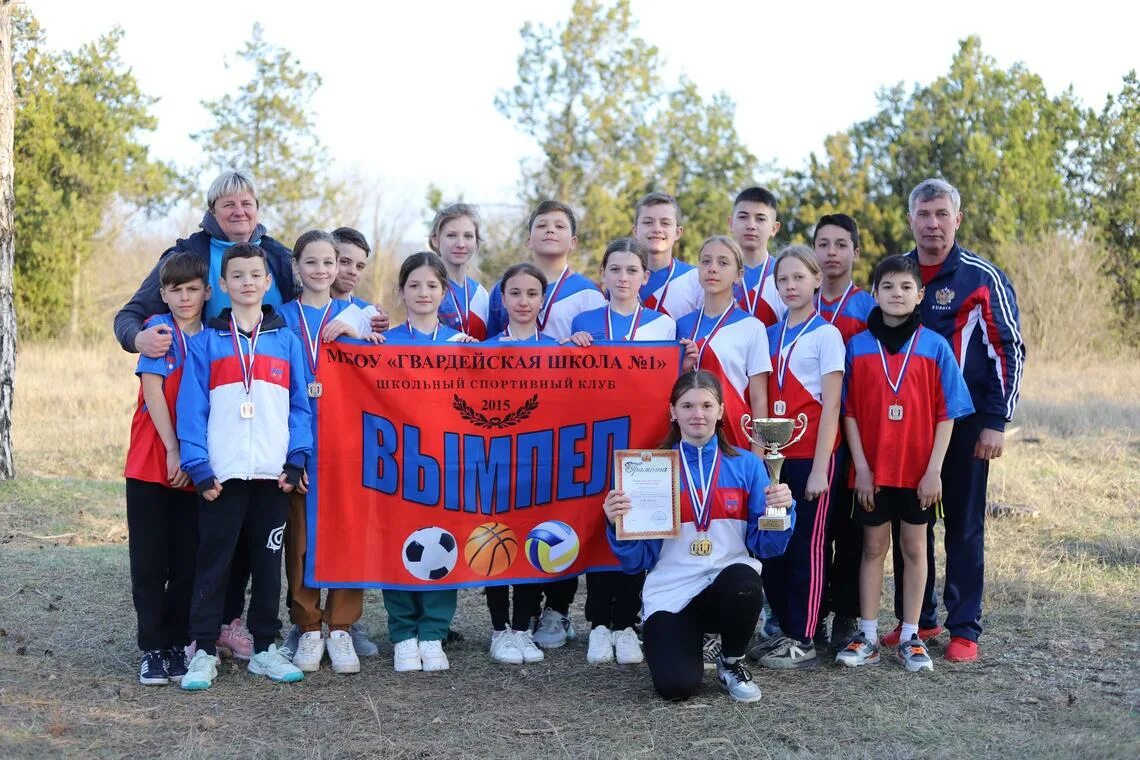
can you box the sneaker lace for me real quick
[231,623,254,645]
[702,636,722,659]
[723,659,753,683]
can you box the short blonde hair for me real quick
[698,235,744,272]
[774,244,821,279]
[429,203,485,251]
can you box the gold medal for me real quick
[689,535,713,556]
[240,401,255,419]
[307,381,323,398]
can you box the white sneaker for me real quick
[291,631,325,672]
[327,630,361,674]
[393,637,422,672]
[248,645,304,683]
[532,608,568,649]
[513,629,545,663]
[419,639,449,672]
[613,627,644,665]
[587,625,614,664]
[180,650,218,691]
[279,624,300,659]
[489,629,524,664]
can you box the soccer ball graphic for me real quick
[402,526,458,581]
[525,520,580,574]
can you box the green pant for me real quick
[382,589,457,643]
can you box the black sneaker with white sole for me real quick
[139,650,169,686]
[163,647,188,683]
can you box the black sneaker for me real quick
[702,634,722,671]
[139,650,169,686]
[813,614,832,650]
[830,616,859,653]
[163,647,188,683]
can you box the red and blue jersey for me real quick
[675,307,771,450]
[483,329,559,344]
[843,326,974,488]
[905,244,1024,430]
[816,285,875,346]
[733,256,787,327]
[640,259,702,318]
[607,441,795,618]
[438,277,490,341]
[177,307,312,487]
[124,313,194,489]
[765,314,845,460]
[487,269,606,341]
[570,305,676,342]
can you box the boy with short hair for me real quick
[837,255,973,672]
[124,252,209,686]
[729,187,786,327]
[330,226,390,338]
[633,192,702,317]
[177,243,313,690]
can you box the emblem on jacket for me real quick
[935,287,955,306]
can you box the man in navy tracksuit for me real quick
[885,178,1025,662]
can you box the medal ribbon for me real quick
[409,321,441,342]
[650,259,676,314]
[537,267,570,332]
[229,313,263,397]
[166,321,189,368]
[605,304,643,341]
[680,441,721,533]
[877,325,922,397]
[296,300,334,378]
[505,325,541,341]
[448,279,472,334]
[775,312,819,394]
[741,256,774,317]
[815,282,855,325]
[689,303,735,368]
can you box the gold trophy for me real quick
[741,413,808,530]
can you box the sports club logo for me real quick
[725,496,740,515]
[935,287,955,306]
[266,522,285,552]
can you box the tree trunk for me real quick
[0,1,17,479]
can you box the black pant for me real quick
[584,570,644,630]
[126,479,198,651]
[188,479,288,655]
[486,584,541,631]
[642,564,763,701]
[222,527,251,622]
[540,576,578,615]
[824,444,862,621]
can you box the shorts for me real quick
[855,486,931,527]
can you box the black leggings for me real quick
[584,570,644,630]
[642,563,763,701]
[486,584,541,631]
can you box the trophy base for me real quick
[758,514,792,531]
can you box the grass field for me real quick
[1,342,1138,758]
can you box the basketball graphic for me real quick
[524,520,580,574]
[464,522,519,577]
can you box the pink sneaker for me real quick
[217,618,254,660]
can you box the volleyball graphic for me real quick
[524,520,580,574]
[402,526,458,581]
[464,522,519,577]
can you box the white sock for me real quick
[900,622,919,642]
[722,655,741,664]
[859,618,878,641]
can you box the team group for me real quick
[113,171,1024,702]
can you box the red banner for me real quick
[306,342,681,590]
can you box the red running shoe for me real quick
[944,636,979,662]
[880,624,943,648]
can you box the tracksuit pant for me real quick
[825,443,863,621]
[284,491,363,632]
[892,413,988,641]
[126,479,198,651]
[383,589,457,644]
[643,563,763,701]
[761,456,833,646]
[188,479,289,655]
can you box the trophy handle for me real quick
[786,413,810,447]
[740,414,760,448]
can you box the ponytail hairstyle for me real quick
[292,229,337,260]
[660,370,739,457]
[397,251,449,291]
[600,236,649,271]
[499,262,548,295]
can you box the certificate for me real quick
[613,449,681,540]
